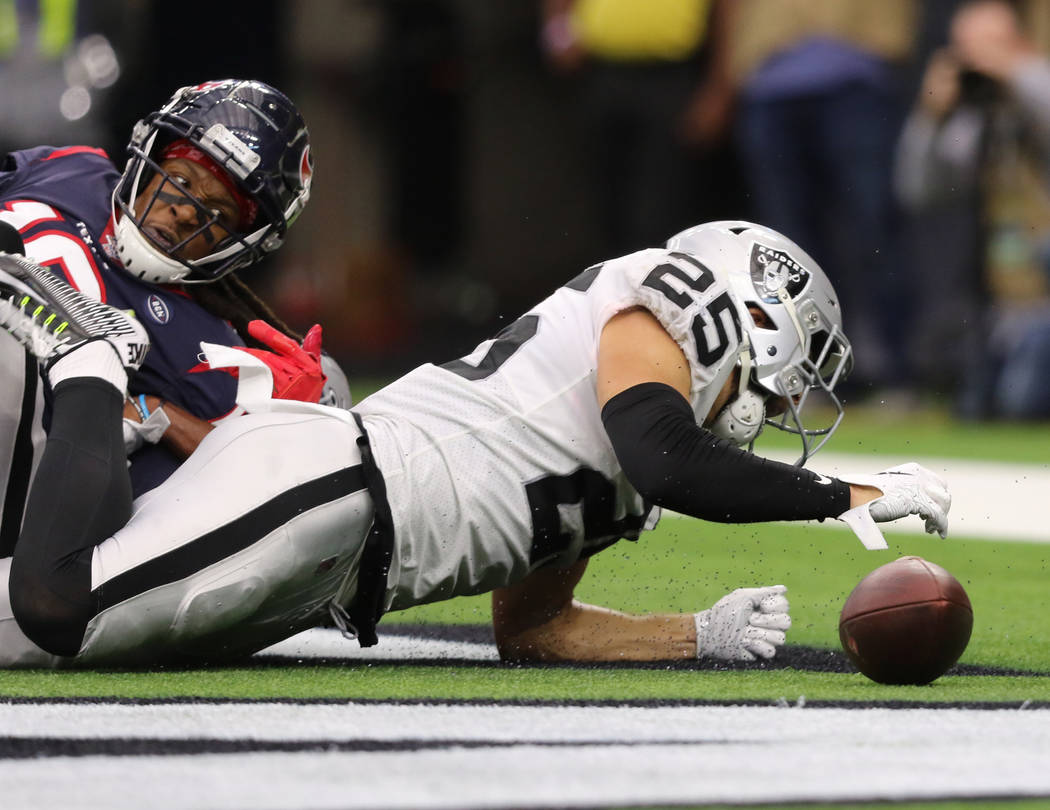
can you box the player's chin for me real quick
[765,394,790,418]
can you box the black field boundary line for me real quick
[3,696,1048,709]
[0,736,751,759]
[270,624,1050,677]
[247,652,1046,677]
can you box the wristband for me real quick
[693,610,710,659]
[122,399,171,453]
[133,394,150,422]
[131,394,166,423]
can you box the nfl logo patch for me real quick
[147,294,171,324]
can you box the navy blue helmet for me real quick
[112,79,313,284]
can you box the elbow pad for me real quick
[600,382,850,522]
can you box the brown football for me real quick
[838,556,973,685]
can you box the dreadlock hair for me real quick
[186,274,302,350]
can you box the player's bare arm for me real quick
[122,395,213,460]
[490,308,699,663]
[492,559,697,662]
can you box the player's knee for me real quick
[8,568,91,658]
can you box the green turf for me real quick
[2,519,1047,700]
[397,519,1050,673]
[2,395,1047,701]
[0,664,1048,703]
[752,401,1050,463]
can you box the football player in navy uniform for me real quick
[0,79,340,558]
[0,221,950,668]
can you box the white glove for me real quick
[122,406,171,454]
[694,585,790,661]
[837,463,951,549]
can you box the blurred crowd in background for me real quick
[4,0,1050,420]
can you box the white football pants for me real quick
[0,407,373,668]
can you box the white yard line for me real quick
[2,702,1048,809]
[259,630,499,661]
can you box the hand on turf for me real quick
[694,585,790,662]
[838,463,951,538]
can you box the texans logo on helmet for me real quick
[750,243,810,301]
[299,145,313,191]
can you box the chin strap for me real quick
[709,332,767,447]
[736,331,752,399]
[776,286,808,350]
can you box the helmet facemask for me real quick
[757,288,853,465]
[113,129,271,284]
[112,80,311,285]
[666,220,852,466]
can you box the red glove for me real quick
[237,320,328,402]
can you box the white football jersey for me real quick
[356,248,745,612]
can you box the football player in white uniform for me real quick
[0,221,950,667]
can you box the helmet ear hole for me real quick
[746,302,775,330]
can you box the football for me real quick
[838,556,973,685]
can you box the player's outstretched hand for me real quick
[242,320,327,403]
[694,585,791,662]
[838,463,951,538]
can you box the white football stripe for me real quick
[256,628,499,661]
[1,703,1048,809]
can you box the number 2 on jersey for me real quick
[643,251,741,367]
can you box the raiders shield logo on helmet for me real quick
[750,243,810,301]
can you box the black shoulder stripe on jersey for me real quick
[564,262,603,292]
[0,352,40,557]
[441,314,539,381]
[91,465,368,613]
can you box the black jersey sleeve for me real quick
[600,382,850,522]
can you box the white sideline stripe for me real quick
[670,451,1050,544]
[257,629,499,661]
[2,703,1048,809]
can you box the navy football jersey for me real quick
[0,146,247,509]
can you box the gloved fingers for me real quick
[711,588,757,614]
[883,462,947,489]
[745,640,776,660]
[247,319,300,357]
[743,630,781,660]
[757,591,789,614]
[928,482,952,517]
[750,610,791,631]
[727,584,786,605]
[301,324,323,358]
[749,626,786,647]
[925,512,949,538]
[731,647,757,662]
[927,478,951,538]
[920,493,949,538]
